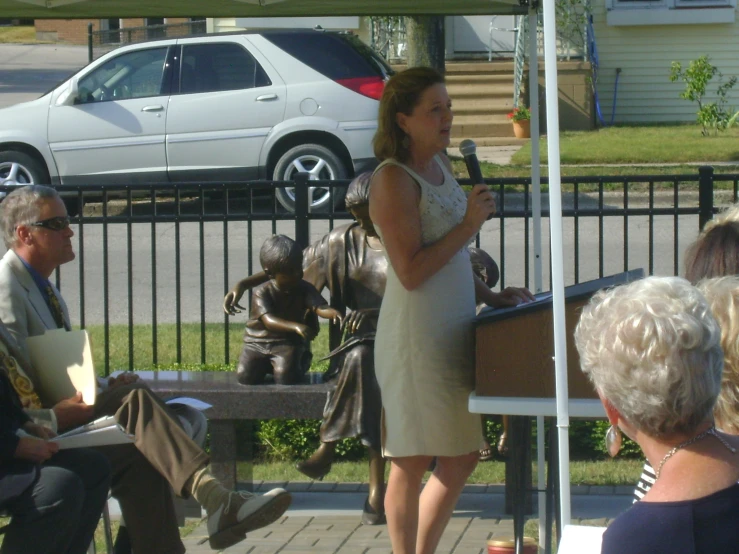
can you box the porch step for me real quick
[447,82,513,98]
[452,115,513,138]
[453,98,513,115]
[445,73,516,84]
[445,61,516,74]
[392,61,516,74]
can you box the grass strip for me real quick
[510,125,739,165]
[246,458,644,487]
[0,26,45,44]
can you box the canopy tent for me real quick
[1,0,527,18]
[0,0,574,535]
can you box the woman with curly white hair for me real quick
[575,276,739,554]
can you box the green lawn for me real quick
[86,322,331,374]
[449,158,739,181]
[0,26,44,44]
[248,458,644,487]
[510,125,739,165]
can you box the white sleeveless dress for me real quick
[373,156,483,457]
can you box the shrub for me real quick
[669,55,738,136]
[255,419,366,461]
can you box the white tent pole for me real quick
[541,0,571,527]
[526,8,547,552]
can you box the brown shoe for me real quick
[202,488,291,550]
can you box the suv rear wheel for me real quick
[273,144,348,213]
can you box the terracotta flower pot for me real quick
[512,119,531,139]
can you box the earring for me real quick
[401,134,410,149]
[605,425,622,457]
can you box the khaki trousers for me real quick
[94,382,209,554]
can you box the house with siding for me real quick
[590,0,738,123]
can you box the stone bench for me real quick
[138,370,332,489]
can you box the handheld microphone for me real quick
[459,139,494,220]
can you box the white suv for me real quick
[0,29,392,211]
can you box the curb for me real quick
[253,480,636,496]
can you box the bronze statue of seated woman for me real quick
[225,173,388,524]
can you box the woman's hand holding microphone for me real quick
[463,184,496,234]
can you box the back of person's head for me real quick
[697,276,739,434]
[373,66,445,163]
[260,234,302,276]
[684,221,739,283]
[344,172,373,211]
[1,185,60,249]
[703,202,739,232]
[575,276,723,438]
[469,247,500,288]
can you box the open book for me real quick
[51,416,133,449]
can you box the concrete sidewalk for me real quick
[171,482,633,553]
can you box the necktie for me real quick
[45,284,68,330]
[0,350,42,409]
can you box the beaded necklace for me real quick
[655,425,737,480]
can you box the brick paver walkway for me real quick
[183,515,517,554]
[177,481,632,553]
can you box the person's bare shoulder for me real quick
[370,164,419,204]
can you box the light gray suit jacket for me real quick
[0,249,71,382]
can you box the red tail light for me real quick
[336,76,385,100]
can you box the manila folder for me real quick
[27,328,96,406]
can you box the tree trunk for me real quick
[404,16,445,73]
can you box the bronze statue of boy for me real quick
[237,234,342,385]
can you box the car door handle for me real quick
[141,105,164,112]
[255,94,278,102]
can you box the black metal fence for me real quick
[87,20,208,62]
[5,168,738,374]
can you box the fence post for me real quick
[293,172,310,248]
[87,23,93,63]
[698,166,715,231]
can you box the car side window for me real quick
[179,43,271,95]
[77,47,168,104]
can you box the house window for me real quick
[607,0,736,25]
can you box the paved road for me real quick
[0,199,699,327]
[0,43,89,109]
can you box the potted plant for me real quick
[507,106,531,139]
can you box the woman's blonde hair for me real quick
[697,276,739,434]
[702,202,739,232]
[373,67,445,163]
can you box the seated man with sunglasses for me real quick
[0,185,292,554]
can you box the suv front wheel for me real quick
[273,144,348,213]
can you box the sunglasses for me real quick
[27,216,71,231]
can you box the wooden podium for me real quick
[474,269,645,400]
[472,269,644,554]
